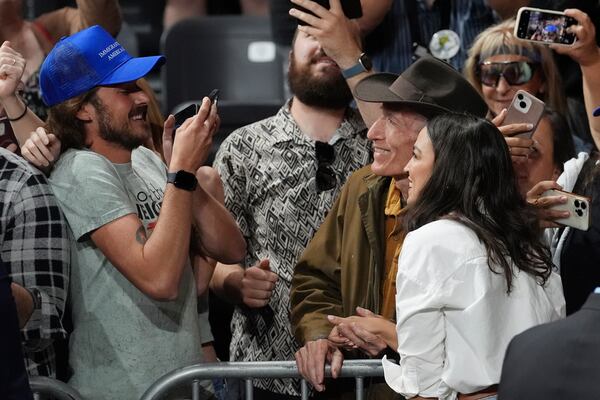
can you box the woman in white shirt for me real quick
[330,113,565,400]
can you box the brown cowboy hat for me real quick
[355,56,488,118]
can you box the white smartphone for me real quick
[504,90,545,139]
[541,189,591,231]
[514,7,578,46]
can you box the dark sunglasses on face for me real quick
[478,61,539,87]
[315,141,336,192]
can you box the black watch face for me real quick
[176,171,197,190]
[169,170,197,190]
[360,54,372,70]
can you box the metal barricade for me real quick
[29,376,84,400]
[140,359,385,400]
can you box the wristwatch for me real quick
[341,53,372,79]
[167,170,198,191]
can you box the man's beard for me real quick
[288,52,353,109]
[93,99,148,151]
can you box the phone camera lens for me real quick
[517,94,524,100]
[574,200,580,207]
[576,209,583,217]
[519,101,527,109]
[581,202,587,210]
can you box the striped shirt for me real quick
[366,0,499,74]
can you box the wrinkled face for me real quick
[404,127,435,205]
[367,106,427,180]
[288,31,352,108]
[480,54,544,116]
[89,82,151,150]
[513,116,560,196]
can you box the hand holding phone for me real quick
[503,90,545,139]
[173,89,220,130]
[292,0,363,26]
[515,7,578,46]
[541,189,591,231]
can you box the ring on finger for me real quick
[11,58,16,65]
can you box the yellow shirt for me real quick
[380,179,406,321]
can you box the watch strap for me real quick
[342,53,371,79]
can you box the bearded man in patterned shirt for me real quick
[210,29,372,398]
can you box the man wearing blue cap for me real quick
[38,25,245,399]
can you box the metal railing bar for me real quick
[301,379,309,400]
[192,379,200,400]
[356,377,364,400]
[29,376,85,400]
[245,378,253,400]
[141,359,385,400]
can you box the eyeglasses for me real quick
[478,61,539,87]
[315,141,336,192]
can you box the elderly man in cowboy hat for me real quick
[288,1,489,398]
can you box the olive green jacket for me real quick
[291,166,403,400]
[291,165,390,342]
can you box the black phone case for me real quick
[295,0,362,25]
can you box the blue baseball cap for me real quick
[40,25,165,106]
[594,107,600,117]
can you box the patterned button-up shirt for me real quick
[0,148,70,377]
[213,102,371,395]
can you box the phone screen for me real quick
[294,0,362,25]
[516,8,577,45]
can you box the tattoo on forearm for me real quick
[135,225,148,244]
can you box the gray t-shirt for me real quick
[49,147,211,400]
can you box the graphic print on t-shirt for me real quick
[134,185,164,233]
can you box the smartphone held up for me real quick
[173,89,219,130]
[294,0,362,25]
[515,7,577,45]
[541,189,591,231]
[504,90,545,139]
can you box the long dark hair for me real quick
[404,113,552,290]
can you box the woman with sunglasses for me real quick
[464,18,577,197]
[330,113,565,399]
[465,18,566,119]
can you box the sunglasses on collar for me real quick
[478,61,539,87]
[315,141,336,192]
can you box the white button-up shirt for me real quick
[383,219,565,400]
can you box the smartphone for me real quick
[173,89,220,129]
[294,0,363,25]
[541,189,591,231]
[0,117,20,155]
[515,7,577,46]
[173,103,199,130]
[504,90,545,139]
[207,88,220,106]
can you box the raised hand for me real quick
[240,259,278,308]
[289,0,363,70]
[526,180,569,228]
[169,97,218,172]
[20,127,62,169]
[492,108,536,163]
[0,41,25,104]
[551,9,600,67]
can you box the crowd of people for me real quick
[1,0,600,399]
